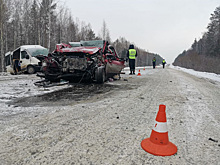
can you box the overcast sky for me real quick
[60,0,219,63]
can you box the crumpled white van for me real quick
[5,45,48,74]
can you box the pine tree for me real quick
[206,6,220,56]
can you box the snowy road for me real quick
[0,66,219,165]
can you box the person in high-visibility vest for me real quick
[162,59,166,68]
[152,57,156,69]
[127,44,138,75]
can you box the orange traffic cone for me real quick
[141,105,177,156]
[137,69,141,76]
[143,67,145,71]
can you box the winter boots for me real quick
[129,70,135,75]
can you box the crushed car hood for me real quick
[59,46,101,55]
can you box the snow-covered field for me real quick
[0,66,219,165]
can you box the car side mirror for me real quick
[25,55,29,59]
[19,61,22,63]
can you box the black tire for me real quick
[95,67,106,84]
[27,65,35,74]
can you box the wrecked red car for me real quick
[38,40,125,83]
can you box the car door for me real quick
[106,46,124,74]
[5,52,14,73]
[20,50,31,70]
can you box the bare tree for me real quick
[39,0,56,50]
[79,22,96,41]
[30,0,39,45]
[99,20,111,42]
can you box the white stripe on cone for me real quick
[153,121,168,133]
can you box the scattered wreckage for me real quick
[37,40,125,84]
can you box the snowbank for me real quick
[170,65,220,82]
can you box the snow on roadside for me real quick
[122,66,153,76]
[170,65,220,82]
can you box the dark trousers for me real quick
[129,59,135,73]
[153,62,156,69]
[163,63,165,68]
[14,60,21,74]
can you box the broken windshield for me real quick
[26,48,49,57]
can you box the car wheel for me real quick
[27,65,35,74]
[95,67,106,84]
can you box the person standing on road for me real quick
[152,57,156,69]
[162,59,166,68]
[127,44,138,75]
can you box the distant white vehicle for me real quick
[5,45,49,74]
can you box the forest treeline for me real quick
[0,0,162,72]
[173,6,220,74]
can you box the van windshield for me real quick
[27,48,49,57]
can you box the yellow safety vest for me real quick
[129,49,136,59]
[163,60,165,63]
